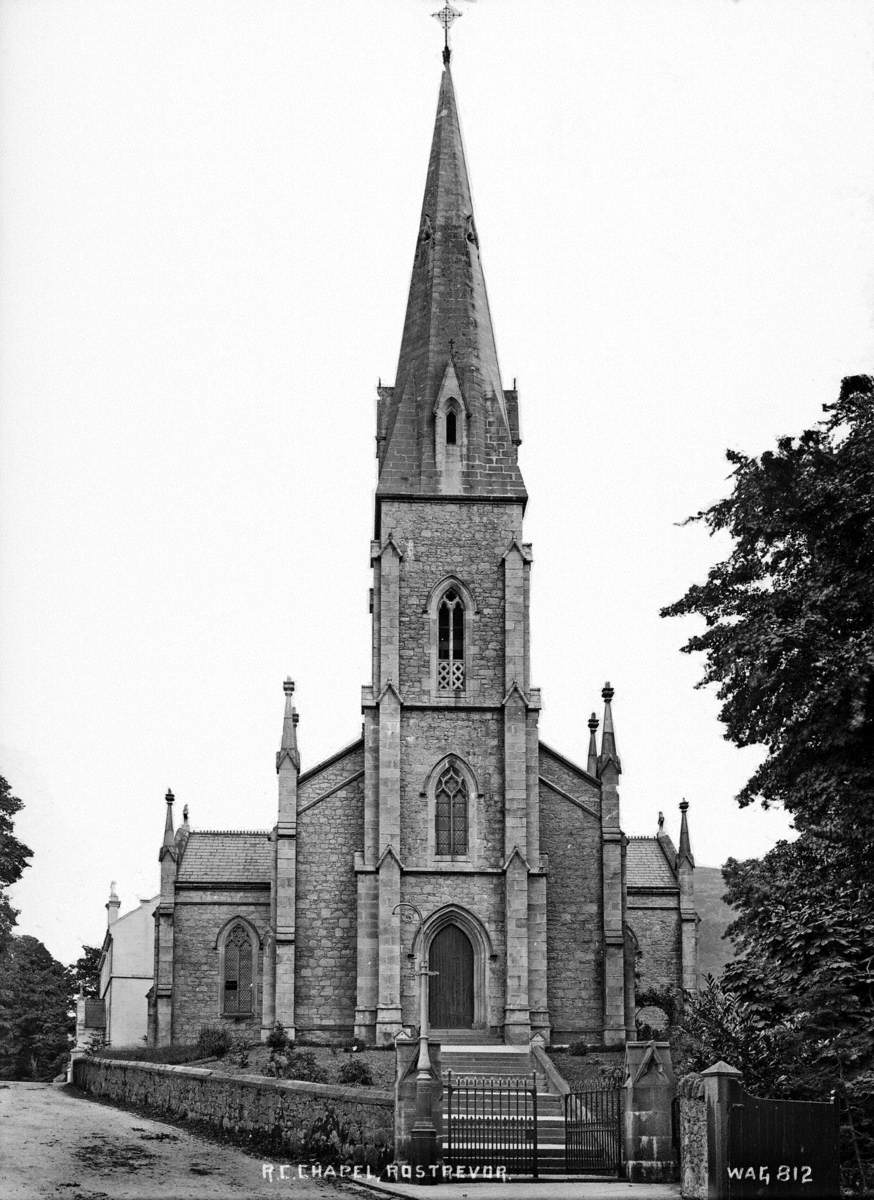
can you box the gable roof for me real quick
[539,740,600,789]
[627,837,677,888]
[177,831,272,884]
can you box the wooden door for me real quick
[429,924,474,1028]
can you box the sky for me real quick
[1,0,872,966]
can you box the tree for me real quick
[0,935,74,1081]
[0,776,33,953]
[71,945,102,998]
[661,375,874,839]
[663,376,874,1186]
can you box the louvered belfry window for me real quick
[437,589,465,690]
[223,923,253,1016]
[435,764,468,855]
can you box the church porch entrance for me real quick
[429,923,474,1029]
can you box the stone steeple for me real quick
[597,682,621,776]
[586,712,599,778]
[376,61,526,509]
[677,798,695,870]
[160,789,176,854]
[273,677,299,1039]
[677,800,698,992]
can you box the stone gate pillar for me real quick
[701,1060,743,1200]
[623,1040,678,1182]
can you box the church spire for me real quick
[276,677,300,773]
[376,60,526,506]
[162,788,175,849]
[677,798,695,869]
[597,682,621,775]
[586,712,599,777]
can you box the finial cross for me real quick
[432,2,464,60]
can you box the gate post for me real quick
[701,1061,743,1200]
[623,1040,678,1182]
[395,1035,443,1168]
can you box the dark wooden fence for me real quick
[726,1088,841,1199]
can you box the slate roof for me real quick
[377,63,527,504]
[626,837,677,888]
[177,831,272,884]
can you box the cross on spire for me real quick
[432,2,463,64]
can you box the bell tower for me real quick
[354,52,547,1046]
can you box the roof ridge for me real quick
[189,829,271,836]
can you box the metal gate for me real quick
[727,1093,841,1199]
[565,1084,623,1174]
[445,1072,539,1177]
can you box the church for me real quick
[148,49,697,1051]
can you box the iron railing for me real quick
[565,1084,623,1175]
[445,1071,539,1178]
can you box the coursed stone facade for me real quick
[147,56,697,1051]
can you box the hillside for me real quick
[695,865,736,982]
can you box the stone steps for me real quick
[439,1042,572,1173]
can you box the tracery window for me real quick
[435,763,468,856]
[222,922,254,1016]
[437,588,465,690]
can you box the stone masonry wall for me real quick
[380,498,525,704]
[399,709,503,867]
[540,746,601,809]
[296,757,364,1038]
[172,891,270,1043]
[397,874,505,1030]
[626,896,682,995]
[677,1072,707,1199]
[73,1057,392,1167]
[540,782,603,1039]
[298,742,364,806]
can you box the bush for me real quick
[267,1048,328,1083]
[266,1021,290,1052]
[195,1024,232,1059]
[229,1038,251,1068]
[569,1039,588,1057]
[337,1057,374,1087]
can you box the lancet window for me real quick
[437,588,465,690]
[222,922,254,1016]
[446,410,457,445]
[435,763,468,856]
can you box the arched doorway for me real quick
[429,923,474,1028]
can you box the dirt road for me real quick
[0,1082,360,1200]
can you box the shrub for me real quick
[83,1032,105,1056]
[268,1048,328,1083]
[569,1039,588,1057]
[337,1057,374,1087]
[195,1024,232,1059]
[266,1021,290,1052]
[229,1038,250,1068]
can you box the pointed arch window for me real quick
[435,763,468,856]
[446,410,457,445]
[438,588,465,690]
[222,922,254,1016]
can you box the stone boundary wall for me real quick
[678,1072,707,1199]
[72,1058,393,1166]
